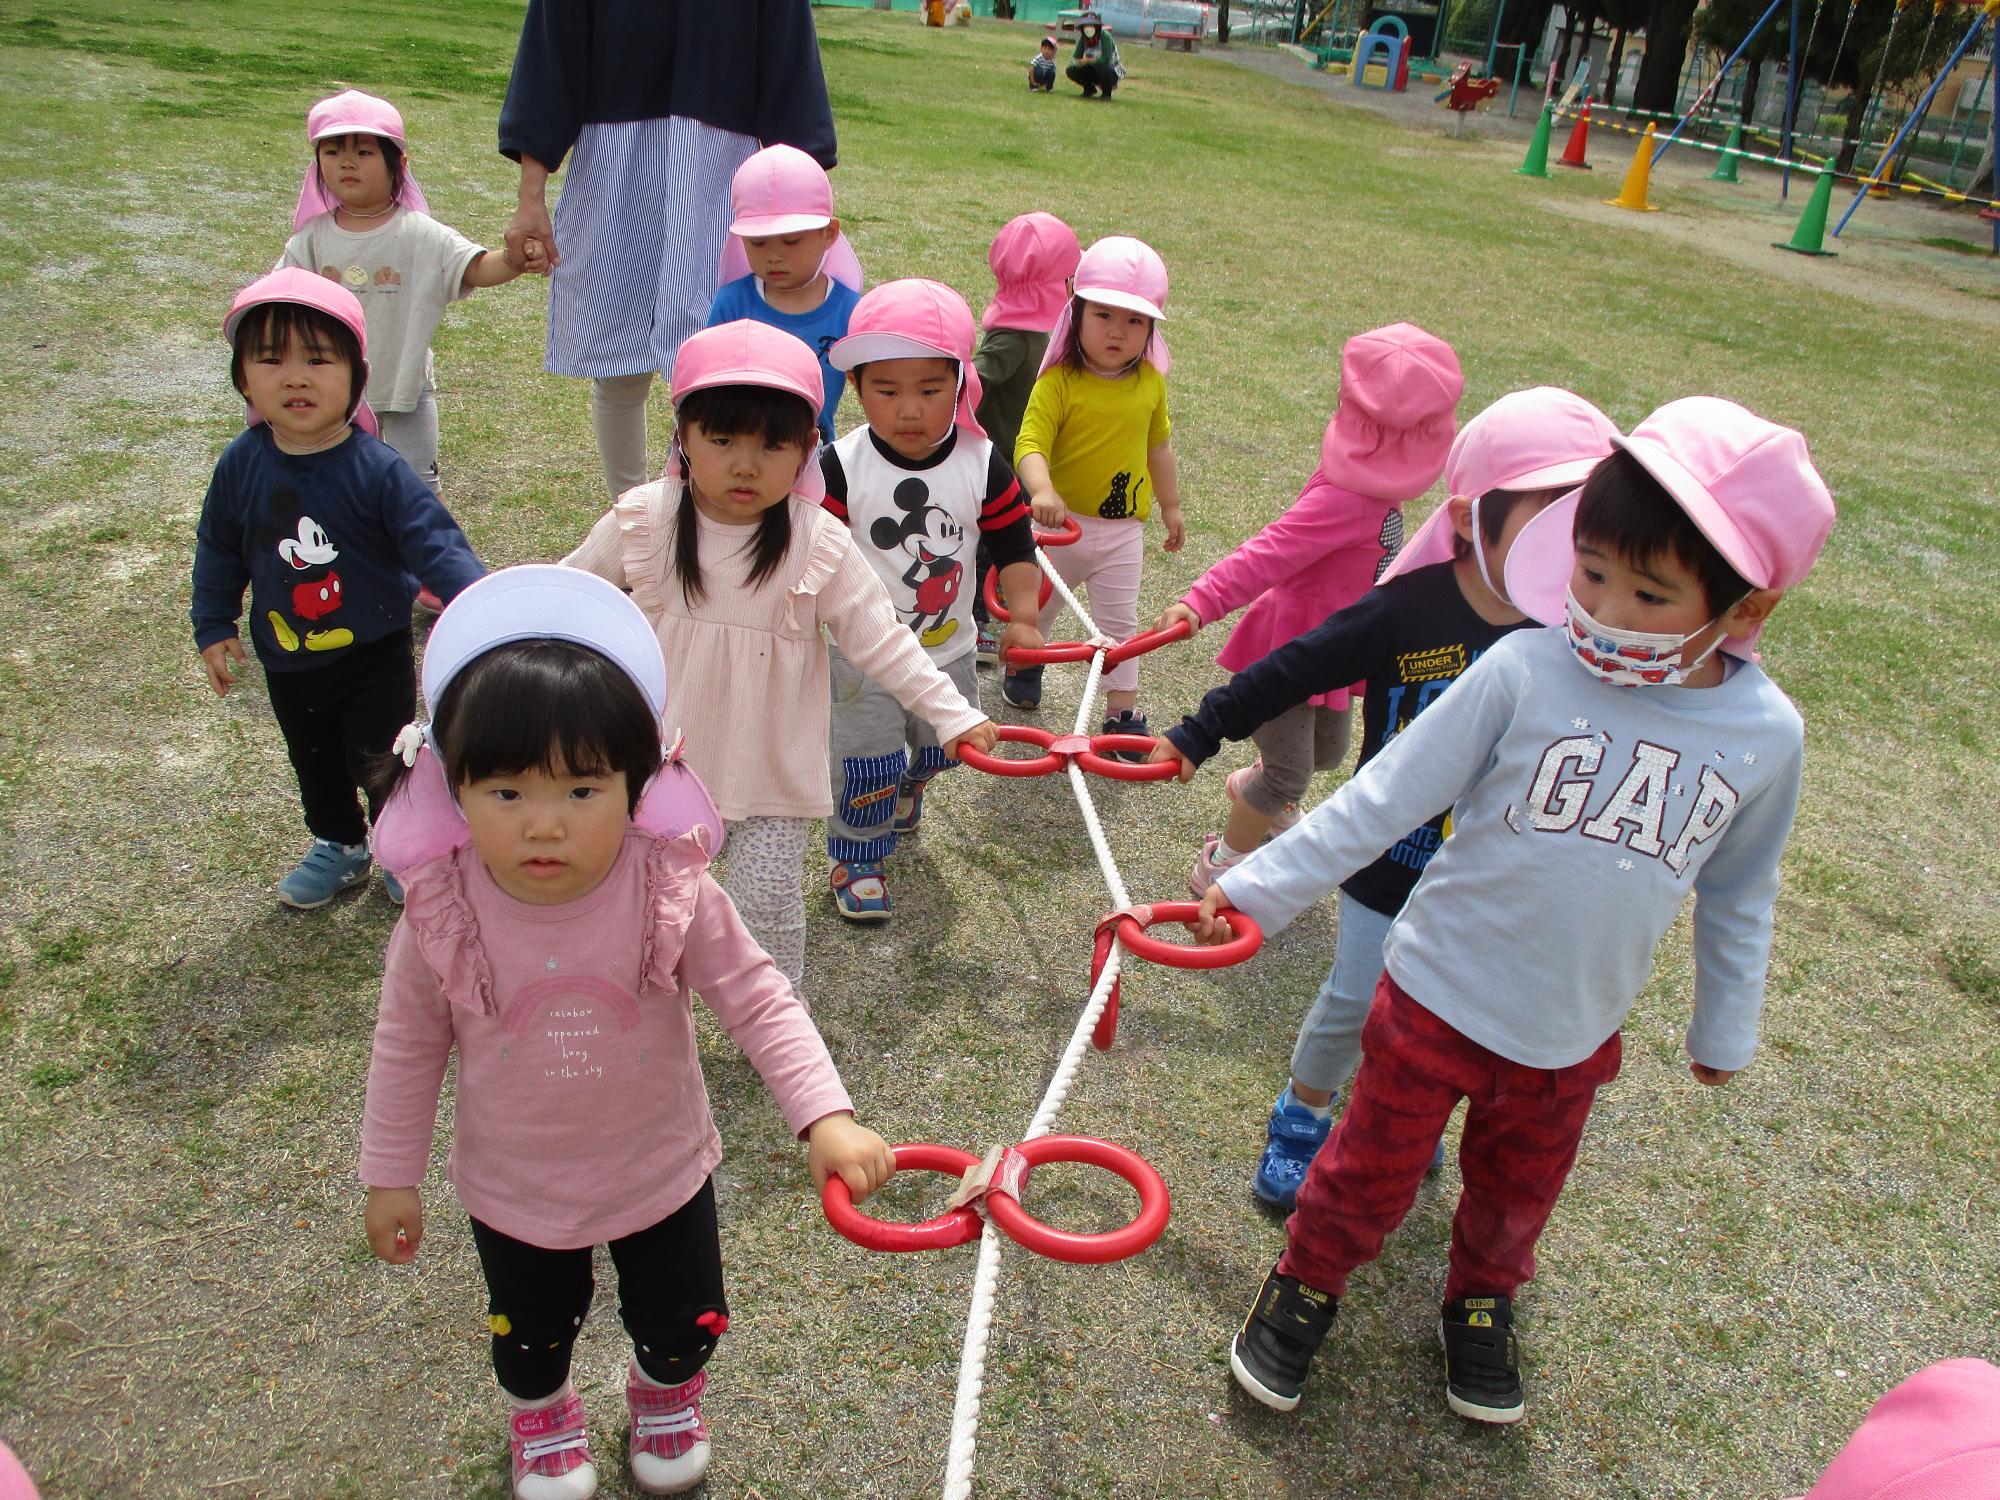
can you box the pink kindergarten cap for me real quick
[1318,322,1462,506]
[1794,1358,2000,1500]
[223,267,380,436]
[1381,385,1616,584]
[829,278,987,439]
[718,143,863,291]
[982,211,1082,333]
[373,565,723,883]
[293,88,430,231]
[1039,235,1173,377]
[1505,395,1834,656]
[668,320,827,501]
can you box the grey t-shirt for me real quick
[281,208,482,413]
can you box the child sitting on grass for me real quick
[1198,397,1834,1427]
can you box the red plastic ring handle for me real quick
[981,566,1055,624]
[1002,640,1098,667]
[982,1136,1171,1265]
[1032,514,1083,547]
[1089,925,1121,1051]
[1103,618,1193,667]
[1112,901,1263,969]
[822,1143,985,1253]
[1076,735,1180,781]
[955,723,1066,778]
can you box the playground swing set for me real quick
[1505,0,2000,256]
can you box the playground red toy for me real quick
[1441,62,1499,113]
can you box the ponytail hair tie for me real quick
[392,722,425,768]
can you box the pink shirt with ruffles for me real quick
[1179,472,1402,713]
[564,479,987,821]
[359,829,853,1250]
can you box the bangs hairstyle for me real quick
[316,131,407,201]
[1055,294,1151,373]
[670,383,816,606]
[229,303,365,419]
[432,640,662,813]
[1574,450,1751,614]
[1450,486,1558,561]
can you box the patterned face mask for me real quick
[1562,588,1725,687]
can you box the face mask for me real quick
[1563,589,1725,687]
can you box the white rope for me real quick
[940,565,1142,1499]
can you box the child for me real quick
[1068,12,1125,98]
[359,564,895,1500]
[1029,35,1059,90]
[279,89,532,497]
[1154,323,1463,893]
[819,279,1046,921]
[1010,235,1184,751]
[1152,387,1619,1210]
[706,144,863,445]
[191,268,484,910]
[970,212,1082,665]
[563,321,993,984]
[1200,397,1834,1425]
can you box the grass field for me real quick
[1,4,1997,1497]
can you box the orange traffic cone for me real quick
[1557,98,1594,169]
[1605,122,1661,211]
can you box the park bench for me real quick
[1152,24,1201,50]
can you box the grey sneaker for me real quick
[275,840,371,910]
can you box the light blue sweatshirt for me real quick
[1217,628,1804,1072]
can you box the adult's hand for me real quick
[506,158,559,271]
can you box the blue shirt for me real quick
[706,274,860,443]
[190,426,484,672]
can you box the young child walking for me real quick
[970,211,1081,665]
[818,278,1046,921]
[1152,387,1620,1209]
[706,144,863,445]
[1199,397,1834,1425]
[1153,322,1462,892]
[360,565,894,1499]
[191,268,484,909]
[1009,235,1184,749]
[279,89,533,498]
[563,321,993,984]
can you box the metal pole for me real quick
[1781,0,1801,196]
[1945,47,1994,183]
[1654,0,1787,162]
[1991,42,1999,252]
[1486,0,1508,74]
[1833,10,1991,235]
[1511,40,1526,114]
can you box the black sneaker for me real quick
[1440,1294,1525,1424]
[1229,1265,1337,1412]
[1002,665,1044,710]
[1100,709,1150,761]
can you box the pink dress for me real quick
[1179,471,1403,712]
[359,828,852,1250]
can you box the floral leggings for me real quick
[720,815,812,989]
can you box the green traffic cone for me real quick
[1774,168,1837,256]
[1517,103,1554,178]
[1710,122,1744,183]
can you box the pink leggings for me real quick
[1034,513,1145,694]
[1279,973,1622,1304]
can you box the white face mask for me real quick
[1562,589,1726,687]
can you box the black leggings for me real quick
[470,1179,727,1400]
[263,629,415,847]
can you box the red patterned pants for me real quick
[1277,973,1622,1303]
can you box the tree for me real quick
[1600,0,1651,105]
[1632,0,1703,110]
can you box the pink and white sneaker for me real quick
[628,1365,711,1494]
[508,1387,597,1500]
[1188,832,1246,898]
[1226,762,1300,836]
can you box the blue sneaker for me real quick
[381,868,405,906]
[1252,1089,1333,1210]
[275,839,371,910]
[829,860,891,922]
[1002,665,1043,710]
